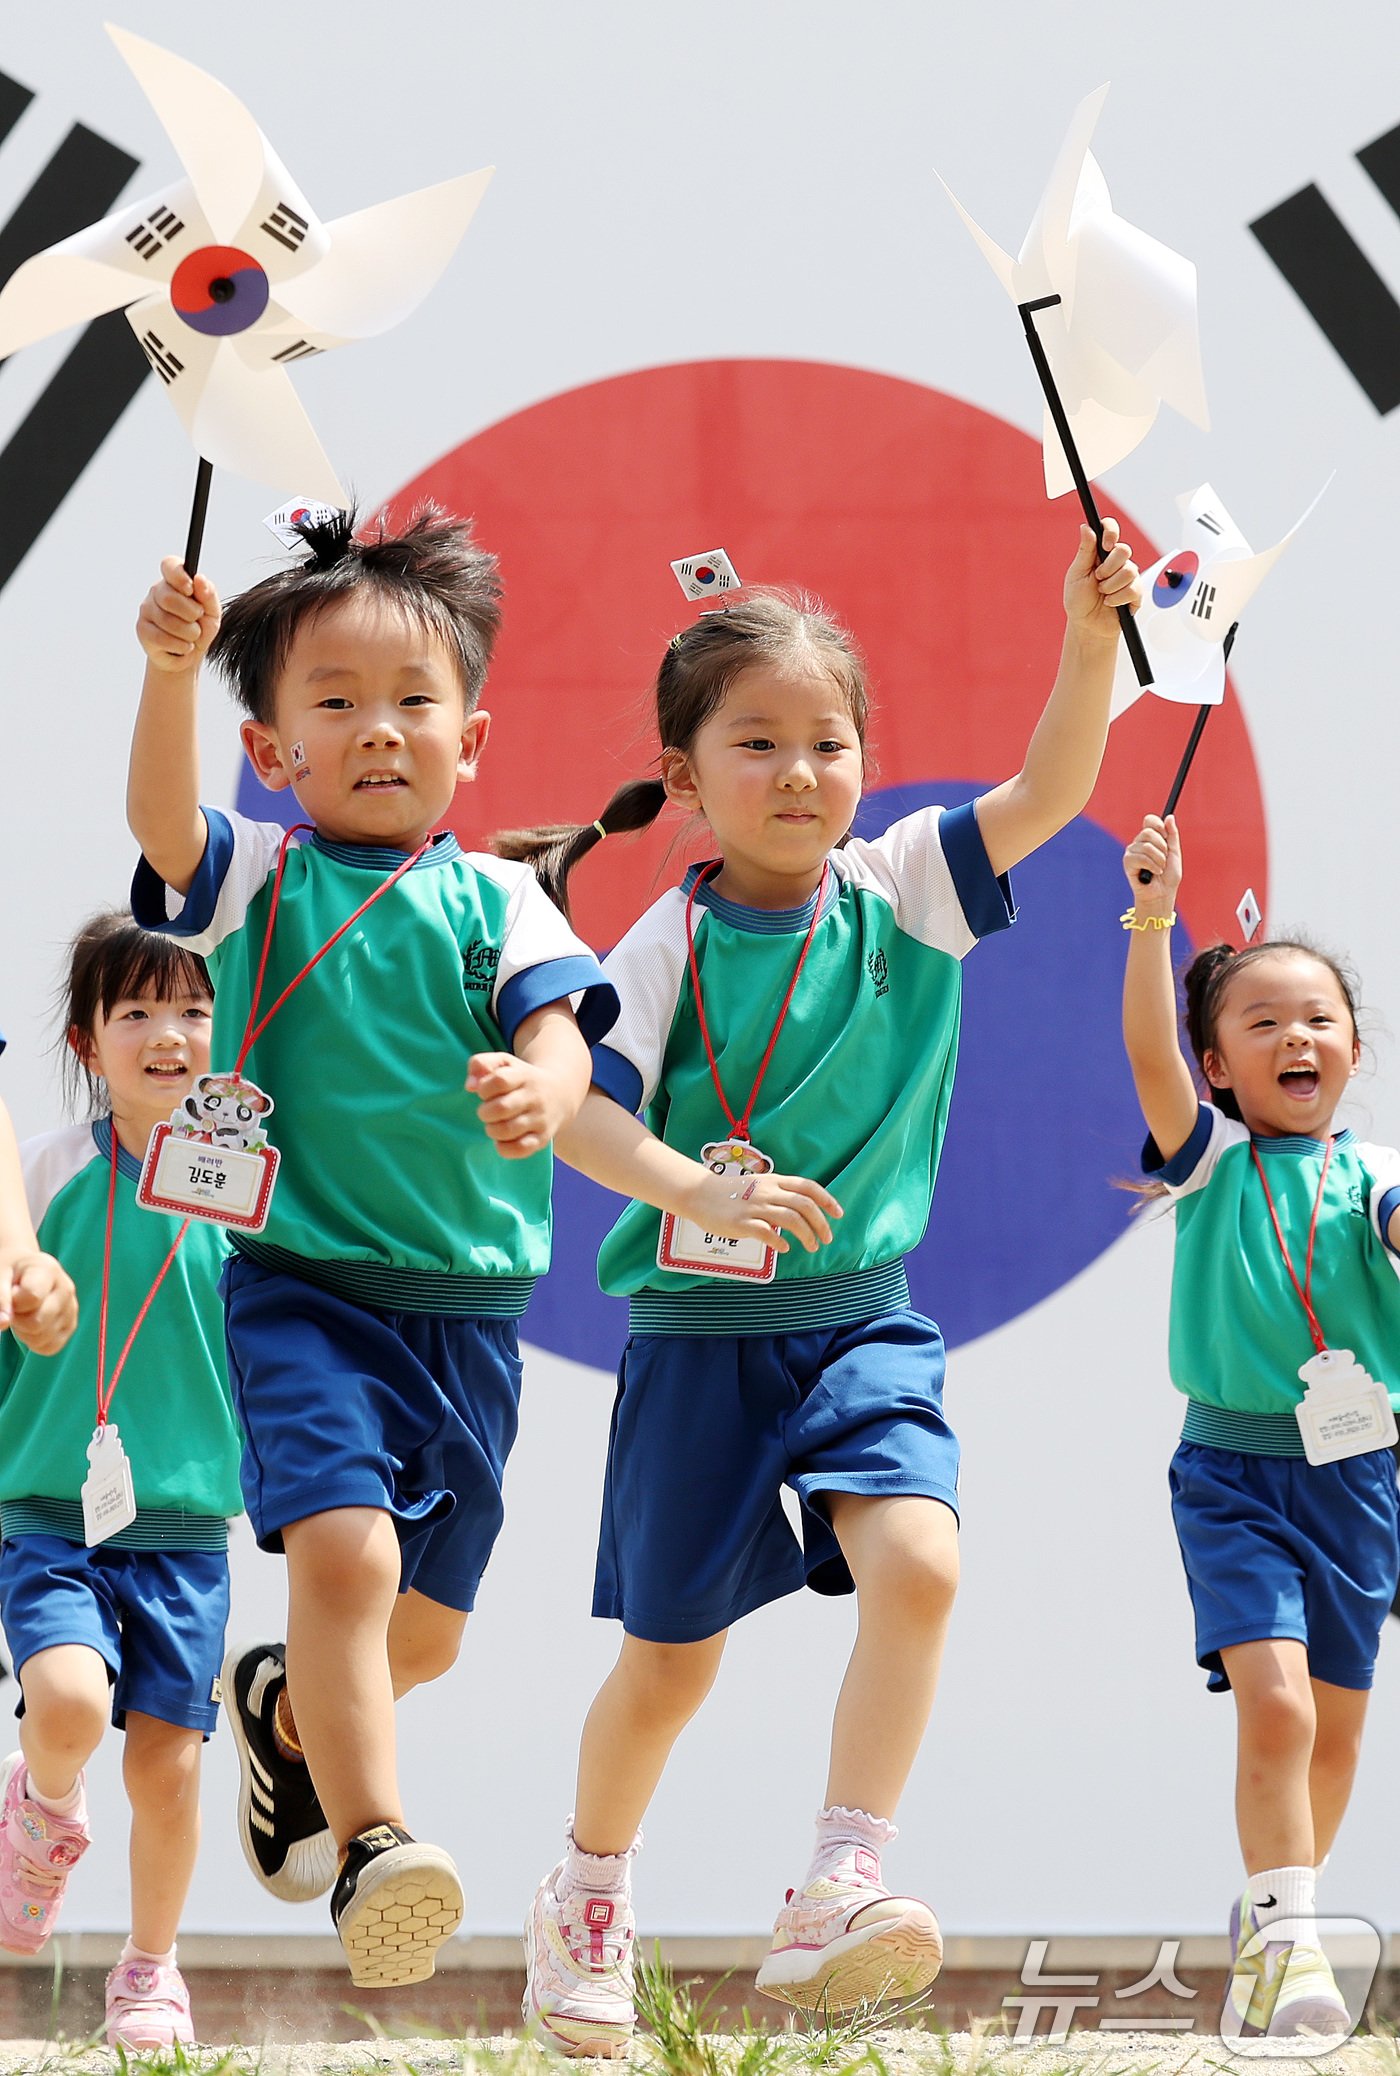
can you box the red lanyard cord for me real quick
[96,1125,190,1429]
[235,824,431,1074]
[683,861,829,1142]
[1250,1136,1334,1356]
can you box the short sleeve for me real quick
[131,808,285,955]
[588,893,690,1116]
[1142,1102,1248,1197]
[1355,1141,1400,1263]
[833,801,1015,958]
[490,866,618,1051]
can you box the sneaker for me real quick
[0,1753,90,1955]
[105,1959,194,2051]
[523,1862,636,2058]
[330,1823,463,1989]
[1226,1887,1261,2026]
[1231,1937,1351,2038]
[754,1845,943,2012]
[222,1641,337,1901]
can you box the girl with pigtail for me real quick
[1121,811,1400,2042]
[499,522,1141,2057]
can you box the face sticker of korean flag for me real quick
[671,549,742,601]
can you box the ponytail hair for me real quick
[494,587,871,915]
[495,780,667,919]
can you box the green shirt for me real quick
[591,803,1015,1333]
[0,1120,241,1543]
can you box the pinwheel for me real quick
[939,84,1209,686]
[0,25,493,566]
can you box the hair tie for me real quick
[591,820,607,842]
[669,632,685,652]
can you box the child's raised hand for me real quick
[468,1052,576,1159]
[1123,813,1182,909]
[137,557,222,674]
[1064,519,1141,639]
[677,1166,842,1256]
[0,1251,77,1356]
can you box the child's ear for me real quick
[66,1025,94,1071]
[660,747,701,812]
[241,719,290,792]
[456,709,490,785]
[1202,1048,1231,1091]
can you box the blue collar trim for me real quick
[92,1115,144,1183]
[308,829,462,870]
[1252,1127,1356,1157]
[680,861,841,935]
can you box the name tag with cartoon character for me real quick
[137,1073,280,1232]
[1295,1348,1399,1465]
[657,1139,778,1282]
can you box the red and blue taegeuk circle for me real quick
[238,361,1268,1364]
[1153,549,1200,609]
[170,244,271,337]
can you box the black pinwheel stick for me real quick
[1136,621,1239,883]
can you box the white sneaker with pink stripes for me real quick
[523,1862,635,2058]
[755,1844,943,2012]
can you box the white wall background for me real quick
[0,0,1396,1943]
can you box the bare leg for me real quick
[18,1645,108,1799]
[572,1632,728,1854]
[1220,1639,1316,1871]
[823,1494,959,1816]
[1308,1678,1369,1864]
[282,1507,403,1847]
[123,1714,202,1953]
[386,1589,467,1699]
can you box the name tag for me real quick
[657,1139,778,1283]
[1295,1348,1399,1466]
[82,1424,137,1546]
[135,1073,280,1232]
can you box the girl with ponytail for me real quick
[515,525,1140,2055]
[1121,811,1400,2041]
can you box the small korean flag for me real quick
[264,498,341,551]
[671,549,741,602]
[1236,888,1263,943]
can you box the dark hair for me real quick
[495,590,870,914]
[58,910,212,1119]
[210,502,503,725]
[1183,936,1361,1122]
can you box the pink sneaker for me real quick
[105,1958,195,2051]
[523,1863,636,2058]
[0,1753,90,1955]
[754,1844,943,2012]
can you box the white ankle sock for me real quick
[121,1937,176,1969]
[561,1817,639,1897]
[806,1804,897,1886]
[1249,1865,1315,1931]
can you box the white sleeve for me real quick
[1356,1141,1400,1271]
[832,800,1015,959]
[20,1125,96,1231]
[589,892,690,1115]
[1143,1103,1250,1200]
[130,808,286,956]
[482,859,618,1049]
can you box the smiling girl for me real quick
[500,521,1140,2054]
[0,912,240,2052]
[1122,813,1400,2040]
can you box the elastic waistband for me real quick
[0,1499,230,1551]
[1181,1402,1307,1458]
[232,1239,535,1317]
[627,1259,912,1338]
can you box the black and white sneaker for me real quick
[330,1823,464,1988]
[221,1641,337,1902]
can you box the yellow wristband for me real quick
[1121,909,1176,931]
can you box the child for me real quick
[500,523,1140,2054]
[1121,812,1400,2039]
[0,912,238,2052]
[127,507,617,1988]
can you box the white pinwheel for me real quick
[0,25,494,505]
[939,85,1209,497]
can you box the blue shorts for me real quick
[0,1536,229,1735]
[593,1308,959,1643]
[1169,1439,1400,1692]
[223,1257,522,1614]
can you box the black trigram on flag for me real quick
[261,201,308,253]
[270,338,320,364]
[139,327,183,386]
[1190,581,1217,621]
[124,203,184,261]
[1196,511,1223,536]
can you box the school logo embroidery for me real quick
[462,941,500,991]
[867,948,890,999]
